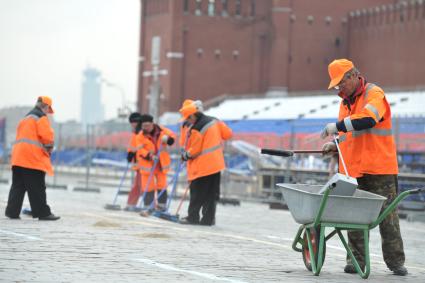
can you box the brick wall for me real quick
[138,0,424,116]
[348,1,425,89]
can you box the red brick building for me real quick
[137,0,425,115]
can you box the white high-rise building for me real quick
[81,67,104,128]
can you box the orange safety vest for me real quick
[337,83,398,178]
[127,132,138,153]
[179,121,191,147]
[136,125,176,174]
[127,132,139,171]
[185,114,232,181]
[11,107,54,175]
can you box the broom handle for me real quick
[112,162,130,205]
[175,184,190,215]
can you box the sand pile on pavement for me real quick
[93,220,121,228]
[136,232,171,239]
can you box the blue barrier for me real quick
[51,149,126,166]
[168,117,425,134]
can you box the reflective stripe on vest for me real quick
[162,165,171,171]
[12,138,47,150]
[352,128,393,138]
[200,120,217,134]
[132,164,142,170]
[24,114,41,121]
[134,145,143,151]
[191,144,222,159]
[363,83,376,101]
[339,128,393,144]
[139,165,152,171]
[365,103,380,121]
[128,146,138,152]
[343,117,354,132]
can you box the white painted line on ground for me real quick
[0,229,42,241]
[266,235,292,241]
[265,235,382,257]
[91,211,425,272]
[133,258,247,283]
[402,225,425,233]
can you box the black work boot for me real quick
[39,214,60,221]
[344,264,357,274]
[5,213,21,220]
[344,263,366,274]
[179,216,198,225]
[390,266,408,276]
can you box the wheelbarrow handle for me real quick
[370,187,424,229]
[407,188,425,195]
[261,148,323,157]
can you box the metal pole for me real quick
[149,77,160,122]
[85,124,91,189]
[53,123,62,185]
[285,120,295,183]
[394,116,400,152]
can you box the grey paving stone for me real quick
[0,182,424,282]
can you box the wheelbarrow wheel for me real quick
[302,227,326,271]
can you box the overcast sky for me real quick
[0,0,140,122]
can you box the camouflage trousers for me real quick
[347,174,405,269]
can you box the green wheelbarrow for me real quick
[277,182,424,279]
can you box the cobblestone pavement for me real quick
[1,181,425,283]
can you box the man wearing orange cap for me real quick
[5,96,60,221]
[178,99,232,226]
[321,59,407,276]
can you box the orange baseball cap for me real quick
[38,96,54,114]
[328,59,354,89]
[179,99,198,121]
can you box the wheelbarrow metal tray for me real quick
[277,183,386,225]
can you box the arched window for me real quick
[221,0,228,17]
[208,0,215,16]
[250,0,256,17]
[235,0,241,17]
[195,0,202,16]
[183,0,189,13]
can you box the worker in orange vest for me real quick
[178,99,232,226]
[321,59,407,276]
[124,112,142,211]
[136,114,176,211]
[5,96,60,221]
[179,100,203,147]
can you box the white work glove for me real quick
[161,135,169,144]
[320,123,338,139]
[152,155,159,162]
[322,142,337,155]
[145,152,158,162]
[181,151,191,161]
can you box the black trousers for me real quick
[143,190,167,208]
[5,166,52,218]
[187,172,220,225]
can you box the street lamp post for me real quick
[101,79,133,119]
[143,36,168,122]
[143,63,168,122]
